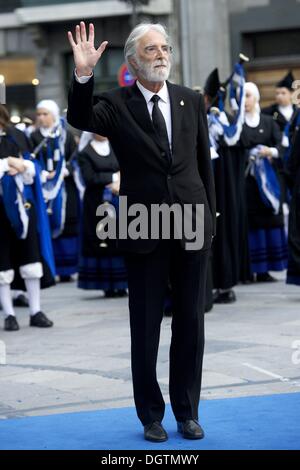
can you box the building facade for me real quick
[179,0,300,107]
[0,0,175,116]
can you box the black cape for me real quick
[77,142,120,257]
[212,114,250,289]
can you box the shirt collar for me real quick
[136,80,169,104]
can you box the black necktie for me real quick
[151,95,171,161]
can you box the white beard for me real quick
[135,57,171,82]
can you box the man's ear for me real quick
[129,57,138,73]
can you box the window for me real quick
[244,29,300,59]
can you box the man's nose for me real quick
[155,48,165,58]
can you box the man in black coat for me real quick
[287,128,300,286]
[262,71,299,136]
[67,21,216,442]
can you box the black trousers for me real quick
[125,240,209,426]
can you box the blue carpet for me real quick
[0,393,299,450]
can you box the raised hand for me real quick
[68,21,108,77]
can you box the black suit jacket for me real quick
[67,76,216,253]
[262,103,300,134]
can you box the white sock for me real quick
[0,284,16,318]
[24,278,41,316]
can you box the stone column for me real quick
[178,0,231,89]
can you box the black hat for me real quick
[204,68,221,99]
[276,71,295,90]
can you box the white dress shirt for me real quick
[279,104,294,122]
[135,80,172,150]
[75,70,172,151]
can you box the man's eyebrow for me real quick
[144,43,169,47]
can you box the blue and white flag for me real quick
[249,146,281,215]
[208,62,246,149]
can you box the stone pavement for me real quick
[0,273,300,420]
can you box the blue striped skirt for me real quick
[249,227,288,274]
[78,254,128,291]
[52,236,79,277]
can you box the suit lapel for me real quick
[167,81,184,156]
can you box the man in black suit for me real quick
[67,21,216,442]
[262,71,300,138]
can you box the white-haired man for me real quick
[67,22,216,443]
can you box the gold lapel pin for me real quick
[180,100,185,106]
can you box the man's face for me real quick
[36,108,55,128]
[132,30,172,82]
[275,87,292,107]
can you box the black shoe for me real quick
[30,312,53,328]
[144,421,168,443]
[59,275,72,283]
[213,289,236,304]
[105,289,116,298]
[4,315,20,332]
[241,274,255,284]
[13,294,29,308]
[205,302,214,313]
[115,289,128,298]
[256,273,278,283]
[177,419,205,440]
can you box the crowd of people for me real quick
[203,68,300,309]
[0,66,299,331]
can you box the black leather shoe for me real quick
[30,312,53,328]
[105,289,116,298]
[177,419,205,440]
[213,289,236,304]
[59,275,72,283]
[144,421,168,443]
[256,272,278,283]
[115,289,128,297]
[4,315,20,332]
[13,294,29,308]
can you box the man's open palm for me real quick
[68,22,108,76]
